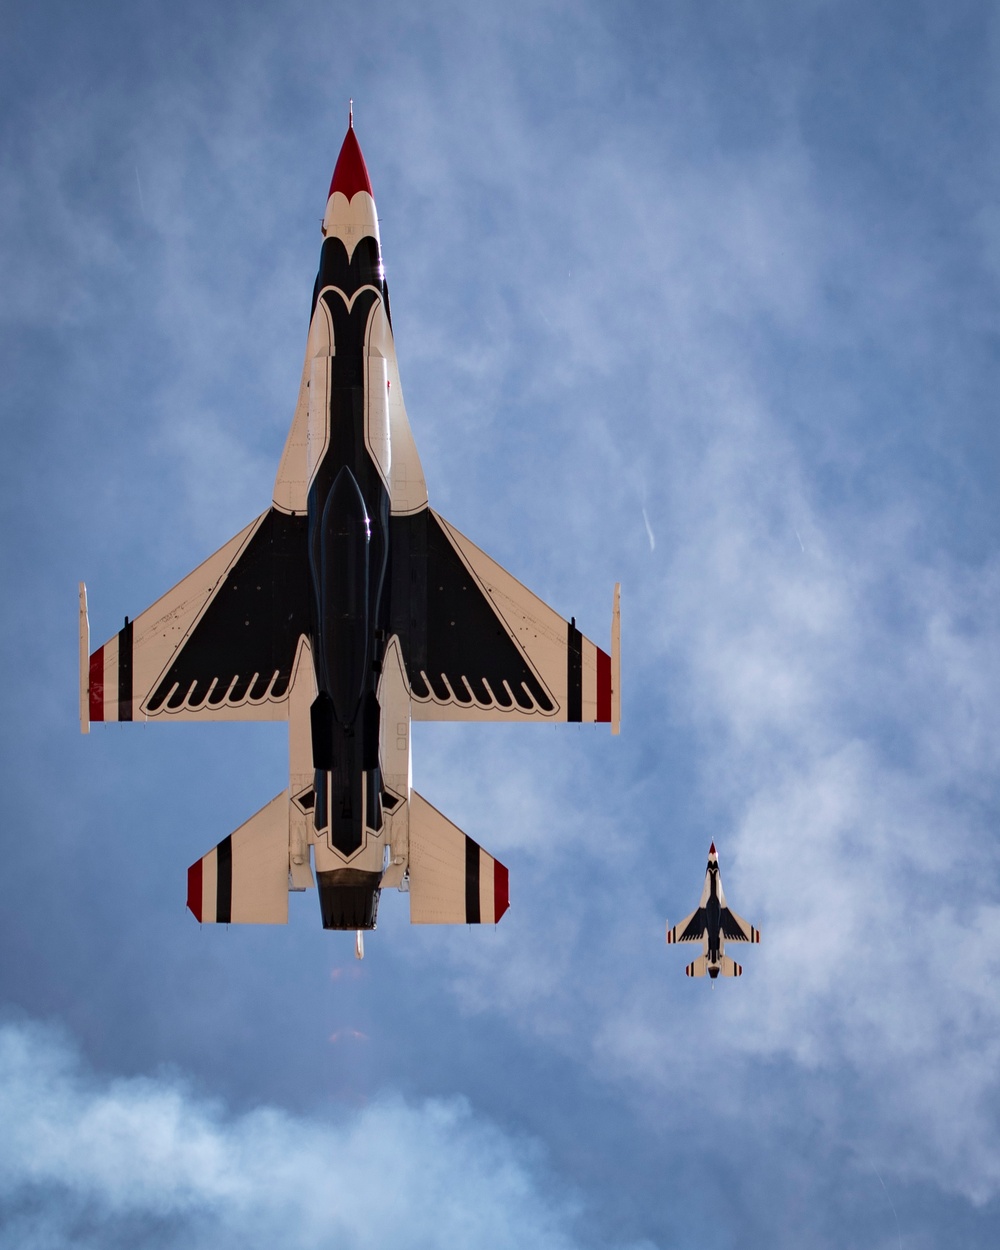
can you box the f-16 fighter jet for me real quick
[79,112,620,948]
[666,844,760,978]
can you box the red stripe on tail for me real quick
[89,647,105,721]
[187,860,203,922]
[493,860,509,922]
[596,647,611,722]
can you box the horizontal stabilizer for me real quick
[187,792,289,924]
[408,791,509,925]
[685,956,743,977]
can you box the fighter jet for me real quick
[666,844,760,978]
[78,111,620,948]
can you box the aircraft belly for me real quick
[88,120,614,945]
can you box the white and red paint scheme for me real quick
[79,114,620,947]
[666,844,760,978]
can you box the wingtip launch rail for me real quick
[79,582,89,736]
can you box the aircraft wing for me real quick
[392,509,619,727]
[720,908,761,943]
[666,908,707,944]
[82,509,311,725]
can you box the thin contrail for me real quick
[871,1163,903,1250]
[641,507,655,553]
[135,166,146,218]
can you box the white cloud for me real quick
[0,1019,656,1250]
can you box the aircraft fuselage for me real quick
[704,864,723,971]
[306,234,392,867]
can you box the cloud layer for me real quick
[0,1019,649,1250]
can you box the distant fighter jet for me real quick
[666,844,759,978]
[79,111,620,948]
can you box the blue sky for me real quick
[2,0,1000,1245]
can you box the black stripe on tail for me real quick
[216,835,233,924]
[567,618,582,722]
[465,836,480,924]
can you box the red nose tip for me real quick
[328,116,373,201]
[709,842,717,855]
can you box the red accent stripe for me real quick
[187,860,203,922]
[596,647,611,722]
[493,859,509,922]
[89,646,105,721]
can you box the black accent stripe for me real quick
[567,619,582,722]
[118,617,133,722]
[465,836,480,924]
[216,835,232,924]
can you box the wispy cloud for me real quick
[0,1019,656,1250]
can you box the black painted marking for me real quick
[216,835,232,924]
[677,908,706,942]
[720,908,745,941]
[365,766,381,834]
[146,510,310,714]
[311,694,335,769]
[390,511,555,713]
[118,617,133,722]
[362,690,380,770]
[465,836,481,924]
[314,769,328,832]
[311,237,386,318]
[567,620,582,722]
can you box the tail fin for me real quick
[408,791,509,925]
[686,956,708,977]
[719,955,743,977]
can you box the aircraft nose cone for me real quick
[328,115,373,200]
[709,842,717,855]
